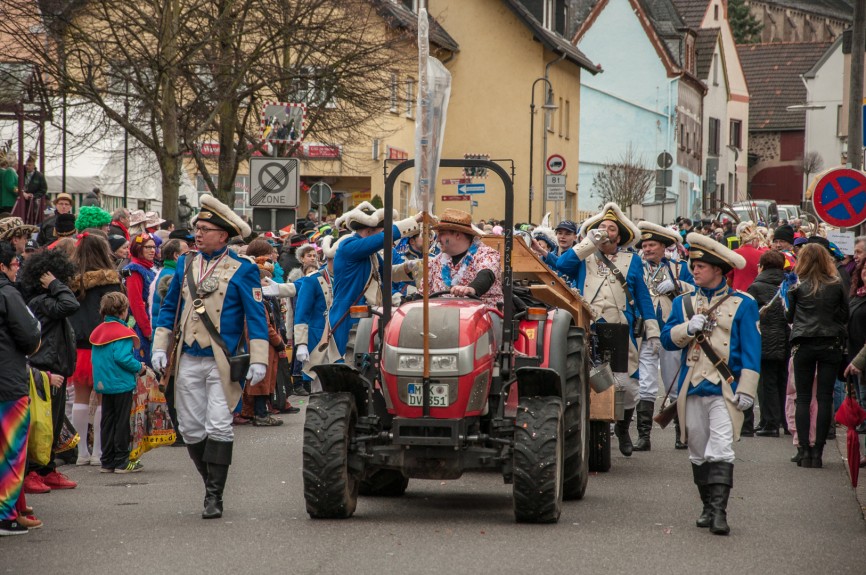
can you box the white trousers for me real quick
[175,355,234,443]
[638,341,683,402]
[685,395,735,465]
[613,372,639,411]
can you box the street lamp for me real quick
[529,77,557,224]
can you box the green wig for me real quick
[75,206,112,231]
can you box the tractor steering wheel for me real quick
[429,290,481,301]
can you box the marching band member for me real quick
[661,233,761,536]
[556,203,659,457]
[636,222,694,450]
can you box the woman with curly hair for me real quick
[18,249,81,495]
[123,234,157,367]
[68,230,123,466]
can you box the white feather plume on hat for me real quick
[321,234,349,259]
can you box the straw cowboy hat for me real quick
[128,210,148,227]
[433,208,479,237]
[144,211,166,229]
[0,217,38,241]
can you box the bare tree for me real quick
[590,144,655,215]
[0,0,415,221]
[803,151,824,185]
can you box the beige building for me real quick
[745,0,852,43]
[230,0,599,226]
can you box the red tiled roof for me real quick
[736,41,832,131]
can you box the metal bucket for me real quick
[589,362,616,393]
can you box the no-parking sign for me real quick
[809,167,866,228]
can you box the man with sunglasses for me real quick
[152,194,268,520]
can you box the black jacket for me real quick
[0,276,42,402]
[68,270,123,350]
[747,268,790,360]
[27,279,80,376]
[24,169,48,198]
[848,295,866,359]
[786,280,848,343]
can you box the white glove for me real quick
[646,336,661,353]
[296,344,309,363]
[246,363,267,386]
[589,229,606,247]
[687,314,707,335]
[733,393,754,412]
[656,279,676,294]
[152,350,167,372]
[391,292,402,307]
[262,278,281,297]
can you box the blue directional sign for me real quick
[457,183,486,195]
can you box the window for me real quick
[390,72,398,113]
[713,53,719,85]
[564,100,571,139]
[837,105,844,137]
[399,181,411,219]
[543,0,554,30]
[714,4,719,20]
[405,77,415,118]
[294,66,336,108]
[679,123,686,150]
[729,119,742,149]
[558,97,563,136]
[708,117,721,156]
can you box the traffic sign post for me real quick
[249,157,300,208]
[810,167,866,228]
[545,174,566,202]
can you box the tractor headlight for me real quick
[397,354,458,373]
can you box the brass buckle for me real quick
[193,298,205,314]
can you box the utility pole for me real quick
[848,0,865,171]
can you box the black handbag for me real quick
[185,263,250,385]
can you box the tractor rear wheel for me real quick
[512,396,564,523]
[548,321,590,500]
[588,420,612,472]
[359,470,409,497]
[302,392,359,519]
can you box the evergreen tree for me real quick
[729,0,763,44]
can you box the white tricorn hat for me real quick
[686,232,746,274]
[637,221,681,247]
[192,194,251,238]
[579,202,641,248]
[335,201,397,231]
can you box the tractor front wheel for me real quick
[303,392,359,519]
[512,396,564,523]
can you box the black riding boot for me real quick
[614,408,634,457]
[810,444,824,468]
[202,439,233,519]
[674,415,687,449]
[691,463,712,528]
[797,444,812,468]
[633,400,654,451]
[186,440,208,483]
[706,462,734,535]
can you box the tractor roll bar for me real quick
[382,159,515,359]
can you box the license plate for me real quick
[407,383,450,407]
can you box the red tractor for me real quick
[302,159,600,523]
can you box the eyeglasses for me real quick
[194,226,223,235]
[142,244,156,249]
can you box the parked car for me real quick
[777,204,801,222]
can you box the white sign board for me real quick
[545,174,566,202]
[249,157,299,208]
[826,229,856,255]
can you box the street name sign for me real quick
[457,183,486,195]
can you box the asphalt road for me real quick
[4,404,865,575]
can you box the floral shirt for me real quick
[422,241,503,307]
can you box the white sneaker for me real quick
[75,456,91,466]
[90,456,102,466]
